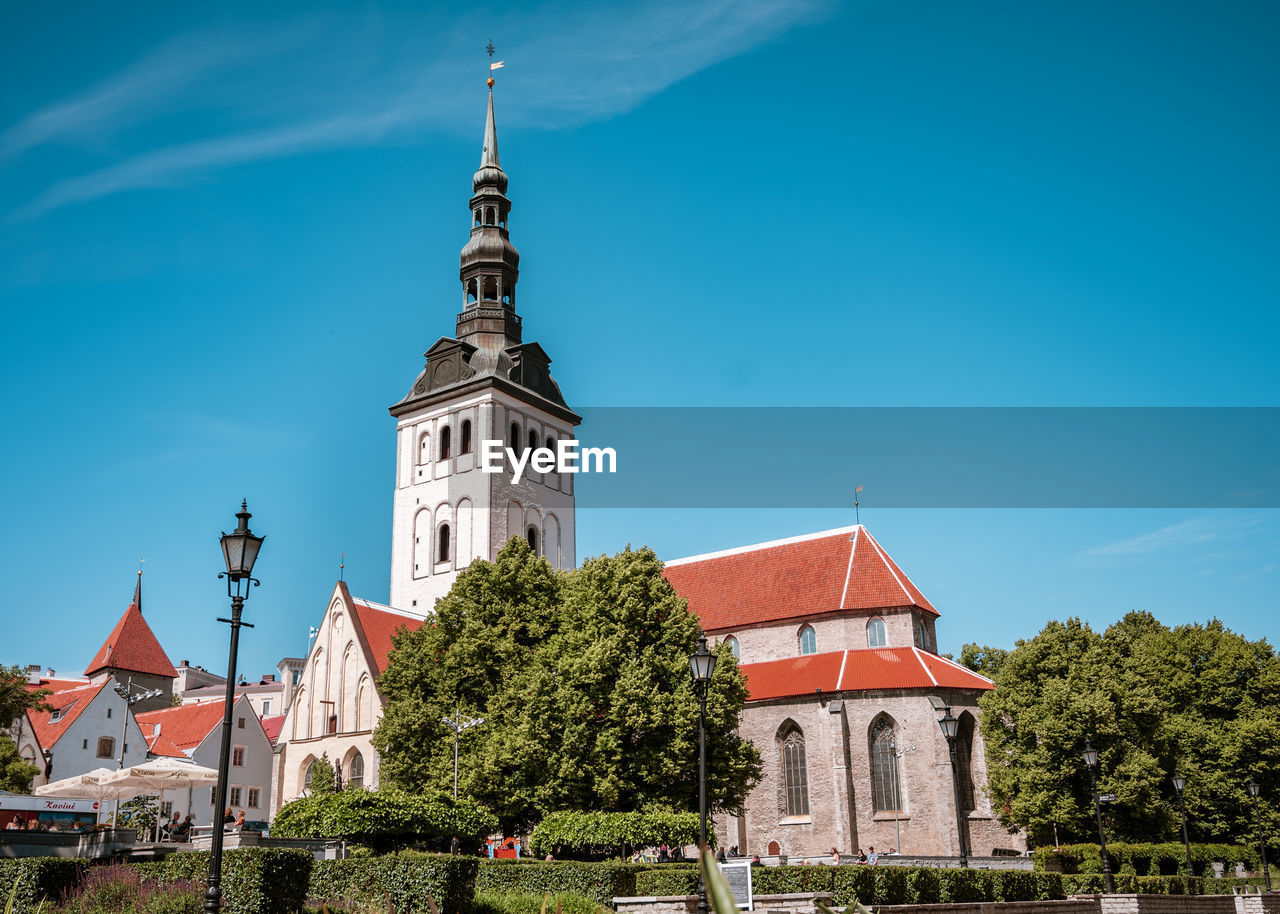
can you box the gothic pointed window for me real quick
[438,524,451,563]
[867,617,887,648]
[461,420,473,455]
[956,712,976,813]
[724,636,740,660]
[439,425,451,460]
[778,723,810,817]
[348,751,365,788]
[799,625,817,656]
[870,718,902,813]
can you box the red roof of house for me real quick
[663,525,938,632]
[351,599,426,677]
[144,732,188,759]
[740,647,992,701]
[260,715,285,745]
[135,700,229,752]
[25,676,89,694]
[84,601,177,679]
[26,682,110,749]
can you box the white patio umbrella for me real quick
[98,759,221,840]
[35,767,120,822]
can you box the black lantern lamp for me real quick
[205,501,264,914]
[219,501,265,597]
[689,636,717,914]
[1171,772,1192,875]
[936,706,968,868]
[1248,777,1272,892]
[1082,738,1115,893]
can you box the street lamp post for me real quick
[1082,739,1115,894]
[204,501,264,914]
[441,707,484,799]
[1171,773,1192,876]
[112,676,163,827]
[936,707,968,868]
[1248,777,1272,892]
[689,636,718,914]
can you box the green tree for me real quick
[979,612,1280,849]
[958,643,1009,679]
[309,752,337,797]
[0,734,38,793]
[0,665,50,729]
[374,538,762,832]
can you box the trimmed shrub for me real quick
[1033,842,1256,877]
[872,866,909,905]
[830,867,875,907]
[529,811,703,860]
[0,857,87,913]
[272,789,497,854]
[309,851,479,914]
[469,891,603,914]
[134,847,312,914]
[633,866,699,897]
[905,866,940,904]
[475,860,654,907]
[749,865,834,895]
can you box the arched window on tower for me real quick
[778,723,810,817]
[460,420,473,455]
[348,751,365,788]
[526,526,538,554]
[870,717,902,813]
[546,435,556,452]
[485,207,495,225]
[418,432,430,465]
[439,425,451,460]
[867,617,887,648]
[528,429,538,454]
[437,523,451,564]
[724,636,740,660]
[509,422,521,452]
[474,209,481,227]
[798,625,817,656]
[466,279,477,304]
[483,276,498,300]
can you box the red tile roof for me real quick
[135,700,228,752]
[84,602,177,679]
[351,599,426,677]
[663,525,937,632]
[25,677,89,694]
[260,715,285,745]
[144,732,188,759]
[740,647,992,701]
[26,682,110,749]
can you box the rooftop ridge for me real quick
[665,524,864,566]
[350,596,428,621]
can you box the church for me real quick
[269,77,1017,857]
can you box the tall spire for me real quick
[481,88,499,170]
[133,569,142,614]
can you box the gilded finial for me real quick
[486,39,503,86]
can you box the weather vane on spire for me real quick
[486,39,504,87]
[854,485,864,525]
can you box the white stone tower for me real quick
[388,79,579,613]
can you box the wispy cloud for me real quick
[1084,514,1264,557]
[5,0,831,220]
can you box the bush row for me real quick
[469,891,603,914]
[309,851,479,914]
[632,863,1265,905]
[474,861,655,906]
[1032,842,1258,876]
[0,858,87,914]
[528,811,703,859]
[0,849,311,914]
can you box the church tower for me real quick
[388,78,579,613]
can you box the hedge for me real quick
[0,857,87,914]
[470,891,603,914]
[633,866,699,897]
[141,847,313,914]
[529,811,703,859]
[272,789,498,853]
[309,851,479,914]
[475,860,653,906]
[1032,842,1257,876]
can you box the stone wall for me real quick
[616,892,1280,914]
[720,687,1021,858]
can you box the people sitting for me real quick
[171,815,193,841]
[855,848,868,864]
[5,814,22,830]
[829,847,841,865]
[234,810,246,830]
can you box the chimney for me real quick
[26,665,41,686]
[46,669,55,677]
[180,660,189,668]
[262,675,275,683]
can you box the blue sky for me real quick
[1,0,1276,680]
